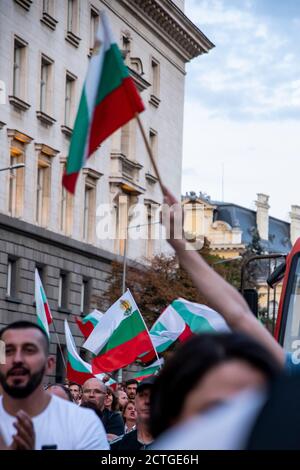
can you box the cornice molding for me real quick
[119,0,214,62]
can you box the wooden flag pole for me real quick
[135,113,164,192]
[52,320,67,371]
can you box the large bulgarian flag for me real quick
[141,298,230,362]
[62,10,144,194]
[35,269,53,338]
[133,358,163,382]
[75,309,103,339]
[83,290,155,373]
[65,320,116,387]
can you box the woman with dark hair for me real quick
[122,400,137,433]
[104,387,119,412]
[150,332,280,439]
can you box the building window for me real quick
[60,160,74,235]
[12,36,27,100]
[39,55,53,115]
[64,72,76,128]
[121,33,131,64]
[58,272,69,310]
[149,128,157,174]
[80,279,90,314]
[90,6,99,53]
[41,0,57,30]
[7,259,18,298]
[43,0,54,15]
[149,57,160,107]
[151,58,160,96]
[83,186,94,242]
[82,169,101,243]
[36,162,50,226]
[7,129,32,218]
[121,120,136,161]
[35,144,58,227]
[66,0,80,47]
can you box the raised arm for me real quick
[162,186,285,366]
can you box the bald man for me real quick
[82,378,124,440]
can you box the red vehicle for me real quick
[241,238,300,354]
[274,238,300,353]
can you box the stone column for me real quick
[255,193,270,241]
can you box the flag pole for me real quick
[135,113,163,192]
[52,320,67,371]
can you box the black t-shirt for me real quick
[110,429,153,450]
[101,408,124,436]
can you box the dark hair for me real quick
[150,332,281,438]
[46,383,73,402]
[105,386,119,411]
[125,379,138,387]
[122,399,136,422]
[0,321,50,354]
[69,382,83,392]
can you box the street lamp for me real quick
[0,163,25,172]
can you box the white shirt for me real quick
[0,395,109,450]
[152,389,266,450]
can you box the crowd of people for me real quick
[0,186,299,450]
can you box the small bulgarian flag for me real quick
[65,320,116,387]
[35,269,53,338]
[75,309,103,339]
[133,358,163,382]
[62,10,144,194]
[83,290,155,373]
[140,298,230,362]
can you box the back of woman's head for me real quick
[150,332,280,438]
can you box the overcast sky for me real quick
[183,0,300,220]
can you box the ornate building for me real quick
[0,0,213,380]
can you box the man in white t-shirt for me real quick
[0,321,109,450]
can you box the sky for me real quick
[183,0,300,220]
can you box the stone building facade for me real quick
[0,0,213,380]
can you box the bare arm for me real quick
[162,186,285,366]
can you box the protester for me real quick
[122,400,137,433]
[46,383,73,402]
[69,382,82,404]
[111,378,154,450]
[0,321,109,450]
[125,379,138,400]
[150,332,280,439]
[104,387,119,412]
[117,390,129,412]
[81,378,124,440]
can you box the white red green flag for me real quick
[35,269,53,338]
[133,358,163,382]
[141,298,229,362]
[64,320,116,387]
[75,309,103,338]
[62,11,144,194]
[83,290,155,373]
